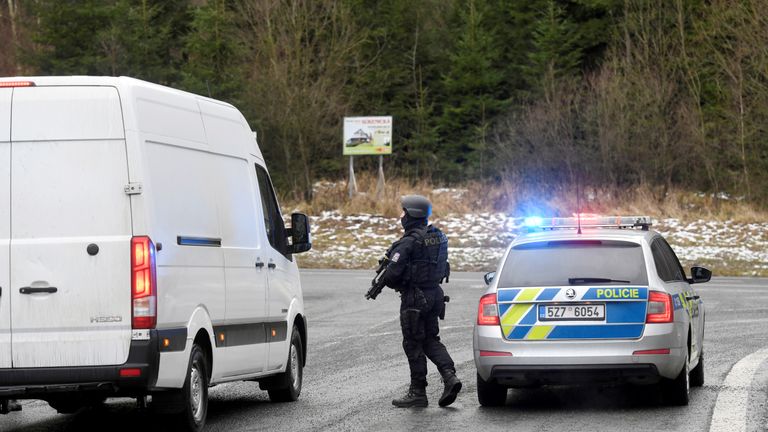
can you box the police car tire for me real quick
[477,373,507,407]
[690,351,704,387]
[267,326,304,403]
[662,351,690,406]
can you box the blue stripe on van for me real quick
[177,236,222,247]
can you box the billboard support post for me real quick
[348,156,358,198]
[376,155,385,199]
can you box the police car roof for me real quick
[513,228,657,246]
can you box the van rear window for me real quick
[498,240,648,287]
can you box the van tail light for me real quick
[646,291,673,323]
[477,294,500,326]
[131,236,157,329]
[0,81,35,88]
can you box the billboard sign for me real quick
[343,116,392,155]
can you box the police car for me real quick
[473,216,710,407]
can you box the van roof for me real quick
[0,76,264,160]
[0,75,230,106]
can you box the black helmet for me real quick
[401,195,432,218]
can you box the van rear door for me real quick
[10,86,133,368]
[0,88,11,368]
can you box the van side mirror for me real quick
[287,213,312,254]
[484,271,496,286]
[689,266,711,284]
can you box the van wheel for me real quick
[154,344,209,431]
[477,373,507,407]
[179,344,209,431]
[267,326,303,402]
[690,351,704,387]
[662,351,690,406]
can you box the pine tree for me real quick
[25,1,115,75]
[181,0,245,104]
[23,0,185,83]
[525,0,583,96]
[438,0,507,178]
[345,0,448,178]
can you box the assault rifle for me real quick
[364,257,389,300]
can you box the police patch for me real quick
[391,252,401,263]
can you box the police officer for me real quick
[381,195,462,408]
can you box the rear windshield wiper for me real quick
[568,277,630,285]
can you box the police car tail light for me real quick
[477,294,499,326]
[646,291,673,323]
[131,236,157,329]
[633,348,670,355]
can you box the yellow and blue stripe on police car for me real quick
[496,287,649,340]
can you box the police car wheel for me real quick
[267,326,304,403]
[477,373,507,407]
[662,351,690,406]
[690,351,704,387]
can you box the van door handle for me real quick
[686,295,700,301]
[20,287,58,294]
[255,261,265,268]
[268,263,277,270]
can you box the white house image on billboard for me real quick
[345,128,372,147]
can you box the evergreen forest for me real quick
[1,0,767,207]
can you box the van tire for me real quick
[154,344,209,431]
[267,326,303,402]
[662,351,690,406]
[477,373,507,407]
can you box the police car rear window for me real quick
[498,240,648,287]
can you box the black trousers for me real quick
[400,286,455,388]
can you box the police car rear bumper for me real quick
[490,364,660,386]
[474,322,687,382]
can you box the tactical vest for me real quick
[407,225,449,288]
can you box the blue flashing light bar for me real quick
[523,215,653,231]
[523,216,544,228]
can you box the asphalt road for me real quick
[1,271,767,432]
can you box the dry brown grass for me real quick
[283,175,768,222]
[283,174,507,218]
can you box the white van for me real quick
[0,76,311,431]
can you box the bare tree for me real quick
[239,0,365,200]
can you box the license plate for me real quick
[539,304,606,321]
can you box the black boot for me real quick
[392,385,428,408]
[439,371,462,407]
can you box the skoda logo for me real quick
[565,289,576,300]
